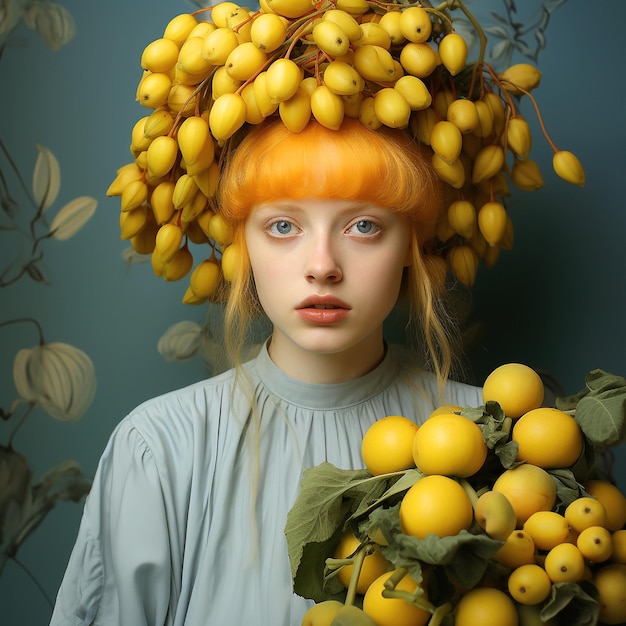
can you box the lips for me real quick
[296,296,351,324]
[296,296,351,311]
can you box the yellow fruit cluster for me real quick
[108,0,586,302]
[317,362,626,625]
[500,488,626,626]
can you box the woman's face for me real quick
[244,198,412,382]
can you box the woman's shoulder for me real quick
[128,366,235,423]
[106,365,248,464]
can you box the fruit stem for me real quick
[168,74,216,136]
[459,478,479,506]
[424,7,453,33]
[381,568,437,613]
[483,64,517,114]
[344,544,367,607]
[235,55,275,95]
[191,7,213,17]
[284,10,327,59]
[450,0,486,61]
[428,602,453,626]
[506,83,559,153]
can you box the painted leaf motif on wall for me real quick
[12,342,97,421]
[22,2,76,51]
[0,447,90,575]
[157,321,203,362]
[49,196,97,240]
[32,144,61,212]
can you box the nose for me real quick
[304,236,343,283]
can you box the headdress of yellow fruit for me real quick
[108,1,586,303]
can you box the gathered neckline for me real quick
[249,341,403,410]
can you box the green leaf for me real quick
[556,388,587,412]
[541,581,599,626]
[576,391,626,448]
[359,502,403,549]
[295,526,347,601]
[548,468,585,511]
[385,530,503,589]
[348,469,422,522]
[494,440,519,469]
[459,405,488,422]
[557,369,626,449]
[426,566,456,606]
[371,502,504,589]
[568,437,598,485]
[285,462,381,601]
[585,369,626,394]
[285,462,368,575]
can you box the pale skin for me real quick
[244,198,412,384]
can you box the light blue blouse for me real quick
[50,342,482,626]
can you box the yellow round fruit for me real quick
[411,413,487,478]
[332,533,391,595]
[494,529,536,569]
[362,569,430,626]
[523,511,570,551]
[507,563,552,605]
[512,407,584,469]
[361,415,419,475]
[454,587,518,626]
[565,496,608,533]
[482,363,544,418]
[492,464,557,526]
[594,563,626,625]
[428,403,462,418]
[577,525,613,563]
[612,529,626,564]
[543,542,585,583]
[301,600,343,626]
[399,475,473,539]
[584,480,626,531]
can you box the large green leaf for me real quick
[285,462,406,600]
[557,369,626,448]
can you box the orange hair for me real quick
[218,117,442,244]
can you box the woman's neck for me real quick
[266,332,387,384]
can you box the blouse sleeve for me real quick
[50,419,173,626]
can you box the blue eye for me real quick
[270,220,293,235]
[352,220,377,235]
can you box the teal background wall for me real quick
[0,1,624,624]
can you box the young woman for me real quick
[50,118,483,626]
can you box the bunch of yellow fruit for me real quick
[107,0,585,303]
[298,363,626,626]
